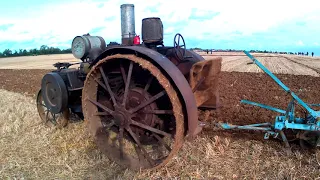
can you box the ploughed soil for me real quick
[1,68,320,127]
[0,69,50,97]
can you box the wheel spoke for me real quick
[133,144,144,161]
[142,110,173,114]
[153,133,172,152]
[93,77,108,92]
[95,112,109,116]
[144,76,153,92]
[130,90,166,114]
[118,127,124,159]
[45,110,50,123]
[141,76,153,98]
[120,62,127,84]
[93,77,121,102]
[87,98,114,114]
[99,67,117,106]
[122,61,133,106]
[125,127,154,165]
[130,119,171,137]
[38,102,47,108]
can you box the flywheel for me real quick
[82,54,186,170]
[36,89,69,128]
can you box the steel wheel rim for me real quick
[82,54,185,170]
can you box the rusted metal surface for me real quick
[121,4,136,45]
[82,54,185,170]
[141,17,163,45]
[93,45,200,138]
[189,57,222,108]
[41,72,68,114]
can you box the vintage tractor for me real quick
[36,4,222,170]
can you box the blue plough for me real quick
[218,51,320,149]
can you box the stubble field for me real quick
[0,52,320,179]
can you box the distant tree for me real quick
[3,49,12,57]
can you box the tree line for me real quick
[0,45,72,58]
[191,48,315,57]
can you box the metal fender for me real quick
[91,45,200,138]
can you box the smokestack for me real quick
[120,4,136,45]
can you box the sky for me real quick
[0,0,320,55]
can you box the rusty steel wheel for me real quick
[36,89,69,128]
[82,54,185,170]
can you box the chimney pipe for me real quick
[120,4,136,45]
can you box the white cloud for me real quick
[0,0,320,50]
[296,40,305,46]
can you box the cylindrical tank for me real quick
[120,4,136,45]
[141,17,163,45]
[71,35,106,59]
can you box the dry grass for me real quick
[1,89,320,179]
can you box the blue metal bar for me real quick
[243,50,318,118]
[290,93,317,117]
[244,51,290,92]
[218,122,272,131]
[285,121,320,131]
[309,104,320,107]
[285,98,295,121]
[242,122,271,127]
[241,99,286,114]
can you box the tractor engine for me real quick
[37,3,222,171]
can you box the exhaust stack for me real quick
[120,4,136,45]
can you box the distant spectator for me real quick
[206,49,209,54]
[312,52,314,57]
[306,52,309,56]
[210,49,212,54]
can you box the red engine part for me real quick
[133,35,140,45]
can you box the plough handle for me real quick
[244,51,290,92]
[243,51,318,118]
[241,100,286,114]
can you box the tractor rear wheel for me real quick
[82,54,185,170]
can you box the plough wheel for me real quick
[36,89,69,128]
[299,130,320,149]
[82,54,185,170]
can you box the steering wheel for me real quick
[173,33,186,60]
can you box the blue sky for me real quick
[0,0,320,55]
